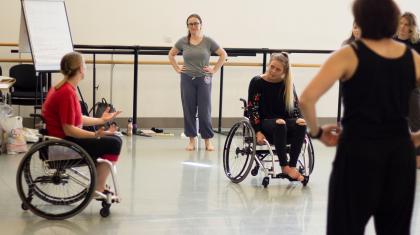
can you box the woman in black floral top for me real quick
[247,53,306,181]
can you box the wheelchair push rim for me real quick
[223,120,256,183]
[16,139,97,220]
[296,135,315,177]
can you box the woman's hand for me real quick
[411,131,420,148]
[256,131,266,145]
[319,124,341,146]
[95,124,118,137]
[296,118,306,125]
[104,123,118,135]
[95,127,106,138]
[176,65,186,74]
[100,107,122,123]
[203,66,216,74]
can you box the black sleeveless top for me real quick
[341,40,416,139]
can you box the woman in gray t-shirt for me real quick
[168,13,227,151]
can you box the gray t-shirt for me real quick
[174,35,220,77]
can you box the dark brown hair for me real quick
[342,22,360,46]
[186,14,202,45]
[352,0,400,39]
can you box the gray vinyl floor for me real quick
[1,129,420,235]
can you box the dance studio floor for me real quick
[1,129,420,235]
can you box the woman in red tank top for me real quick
[42,52,122,193]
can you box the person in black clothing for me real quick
[395,12,420,167]
[248,53,307,181]
[336,22,361,125]
[300,0,420,234]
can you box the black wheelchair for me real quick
[16,119,120,220]
[223,99,315,188]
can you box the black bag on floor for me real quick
[92,98,116,129]
[80,100,90,116]
[80,100,95,132]
[93,98,115,118]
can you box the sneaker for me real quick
[151,127,163,133]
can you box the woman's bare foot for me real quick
[186,138,196,151]
[204,139,214,151]
[416,156,420,169]
[282,166,304,181]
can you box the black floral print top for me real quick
[247,76,302,132]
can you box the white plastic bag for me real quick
[0,116,28,154]
[0,104,12,146]
[0,124,3,148]
[22,128,39,143]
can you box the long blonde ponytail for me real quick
[270,53,294,113]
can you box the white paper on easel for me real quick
[21,0,74,71]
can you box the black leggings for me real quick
[64,135,122,161]
[261,118,306,167]
[327,136,416,235]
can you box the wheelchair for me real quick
[223,99,315,188]
[16,119,120,220]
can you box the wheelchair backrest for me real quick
[239,98,249,118]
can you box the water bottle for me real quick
[127,118,133,136]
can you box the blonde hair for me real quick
[269,53,294,113]
[55,52,83,89]
[401,12,420,44]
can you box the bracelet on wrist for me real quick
[309,127,323,139]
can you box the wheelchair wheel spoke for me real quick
[296,135,315,177]
[223,120,255,183]
[16,139,96,220]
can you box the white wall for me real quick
[0,0,419,119]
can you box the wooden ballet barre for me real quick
[0,58,321,68]
[0,58,32,63]
[0,42,18,47]
[1,42,329,134]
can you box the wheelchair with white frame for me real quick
[223,99,314,188]
[16,118,120,219]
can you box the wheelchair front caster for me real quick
[100,207,110,217]
[251,166,259,176]
[262,177,270,188]
[302,176,309,186]
[21,203,29,211]
[100,201,111,217]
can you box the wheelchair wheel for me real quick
[297,135,315,177]
[16,139,96,220]
[223,120,256,183]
